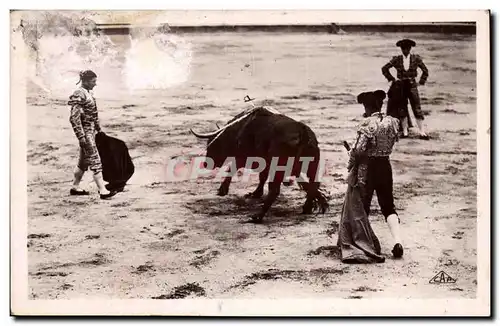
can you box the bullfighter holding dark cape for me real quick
[337,89,404,263]
[68,70,134,199]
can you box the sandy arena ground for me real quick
[26,31,477,299]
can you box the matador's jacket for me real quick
[348,112,400,185]
[381,54,429,85]
[68,87,103,174]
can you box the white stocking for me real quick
[416,118,427,136]
[401,117,409,136]
[386,214,402,245]
[93,172,110,194]
[72,167,85,189]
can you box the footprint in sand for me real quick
[132,262,156,274]
[190,249,220,268]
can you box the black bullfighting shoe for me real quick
[392,243,404,258]
[70,188,90,196]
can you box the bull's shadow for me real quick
[184,192,325,227]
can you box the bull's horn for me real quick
[216,123,221,129]
[190,128,221,138]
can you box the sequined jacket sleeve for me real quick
[347,120,375,170]
[68,88,100,136]
[68,89,86,141]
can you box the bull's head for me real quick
[190,108,257,169]
[190,125,228,168]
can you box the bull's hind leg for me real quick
[300,156,329,214]
[299,182,314,214]
[298,155,318,214]
[299,181,329,214]
[299,181,316,214]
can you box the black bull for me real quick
[190,107,329,223]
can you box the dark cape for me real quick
[386,80,414,129]
[95,132,135,190]
[337,162,386,264]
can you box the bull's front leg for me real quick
[251,165,284,223]
[217,160,243,196]
[251,181,281,223]
[245,166,269,199]
[217,176,232,196]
